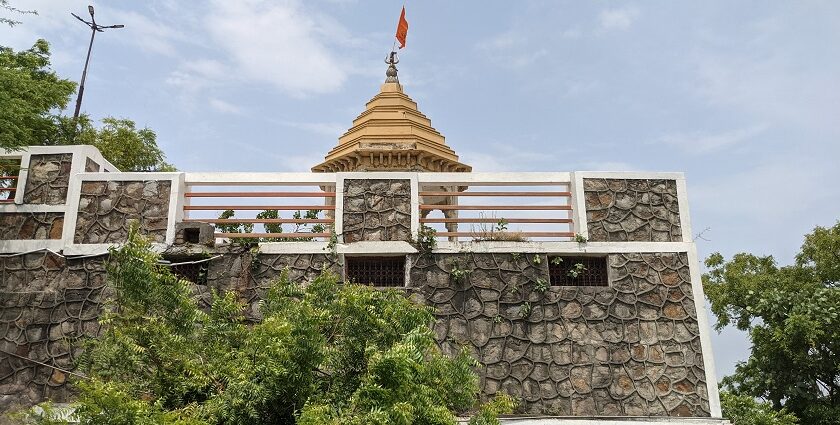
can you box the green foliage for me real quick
[533,278,549,293]
[567,263,586,278]
[574,233,588,243]
[720,391,798,425]
[215,209,254,245]
[414,225,437,252]
[70,116,175,171]
[550,256,563,266]
[467,394,516,425]
[55,226,511,424]
[0,39,75,151]
[518,302,532,319]
[704,222,840,424]
[216,209,324,244]
[448,260,471,284]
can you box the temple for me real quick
[0,57,727,423]
[313,56,470,173]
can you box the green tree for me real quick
[20,227,512,424]
[70,116,175,171]
[720,391,798,425]
[0,39,75,151]
[704,222,840,424]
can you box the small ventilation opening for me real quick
[168,260,209,285]
[184,228,201,244]
[345,256,405,287]
[548,256,608,287]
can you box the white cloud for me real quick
[598,7,640,31]
[476,31,549,69]
[208,98,242,114]
[204,0,349,97]
[108,10,187,56]
[657,124,768,154]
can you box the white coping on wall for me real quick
[480,418,729,425]
[687,245,722,417]
[418,172,573,185]
[432,241,694,254]
[184,172,336,185]
[570,172,587,238]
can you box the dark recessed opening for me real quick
[184,228,201,244]
[548,256,608,287]
[169,260,209,285]
[345,256,405,287]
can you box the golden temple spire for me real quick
[311,53,471,173]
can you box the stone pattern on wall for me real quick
[343,179,411,243]
[23,154,72,205]
[74,180,171,244]
[84,158,100,172]
[0,253,107,412]
[199,252,341,321]
[0,250,337,412]
[584,179,682,242]
[409,252,709,416]
[0,213,64,240]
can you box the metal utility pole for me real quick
[71,5,124,120]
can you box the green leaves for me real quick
[0,40,75,151]
[53,226,511,424]
[704,221,840,424]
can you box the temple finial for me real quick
[385,51,399,83]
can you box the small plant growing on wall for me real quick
[518,302,532,319]
[567,263,587,278]
[575,233,588,244]
[534,278,549,293]
[414,225,437,253]
[448,260,471,284]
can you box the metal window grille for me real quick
[548,256,608,287]
[345,256,406,287]
[169,261,209,285]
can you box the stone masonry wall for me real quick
[23,154,72,205]
[0,213,64,240]
[0,253,107,412]
[584,179,682,242]
[342,179,411,243]
[0,251,337,413]
[74,180,171,244]
[409,252,709,417]
[1,249,709,418]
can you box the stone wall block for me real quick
[74,180,171,244]
[23,154,72,205]
[584,178,683,242]
[0,213,65,240]
[342,179,412,242]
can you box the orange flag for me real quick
[395,6,408,49]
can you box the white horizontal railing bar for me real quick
[417,172,572,185]
[185,173,336,186]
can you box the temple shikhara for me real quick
[0,55,727,423]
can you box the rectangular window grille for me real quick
[548,256,608,287]
[345,256,405,287]
[169,261,209,285]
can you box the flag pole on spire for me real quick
[386,5,408,84]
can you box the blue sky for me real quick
[3,0,839,378]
